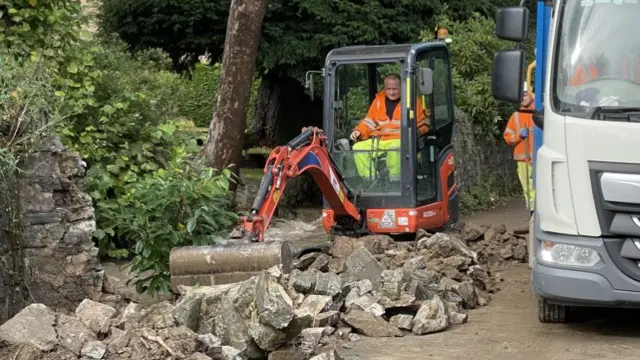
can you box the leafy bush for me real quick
[97,146,238,295]
[180,61,260,128]
[421,13,535,139]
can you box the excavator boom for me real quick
[232,126,361,242]
[169,127,361,291]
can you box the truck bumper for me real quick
[531,218,640,308]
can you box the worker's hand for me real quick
[349,130,361,141]
[519,128,528,139]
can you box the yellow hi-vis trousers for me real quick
[353,138,401,180]
[517,161,535,211]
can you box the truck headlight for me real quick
[539,241,601,267]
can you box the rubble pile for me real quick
[455,221,529,266]
[0,226,518,360]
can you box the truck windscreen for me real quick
[552,0,640,116]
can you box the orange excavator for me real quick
[169,41,459,290]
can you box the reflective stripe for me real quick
[390,120,401,126]
[363,118,376,129]
[505,128,516,135]
[515,113,521,132]
[381,127,400,134]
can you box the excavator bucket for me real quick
[169,236,332,291]
[169,239,284,291]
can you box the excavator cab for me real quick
[320,42,459,235]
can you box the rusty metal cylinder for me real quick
[169,240,283,291]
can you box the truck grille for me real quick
[589,161,640,282]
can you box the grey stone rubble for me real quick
[453,221,529,266]
[0,224,521,360]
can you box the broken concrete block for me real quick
[105,328,131,355]
[313,310,340,327]
[256,271,294,329]
[423,232,476,261]
[449,312,468,325]
[290,269,318,293]
[57,314,96,355]
[309,253,332,271]
[411,296,449,335]
[389,314,413,331]
[80,340,107,359]
[137,301,176,329]
[299,327,325,356]
[342,310,403,337]
[313,271,343,296]
[220,345,244,360]
[0,303,58,351]
[341,247,385,289]
[297,295,333,317]
[75,299,117,334]
[327,257,346,273]
[248,315,289,352]
[380,268,411,300]
[173,291,203,331]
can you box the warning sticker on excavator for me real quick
[272,189,280,202]
[329,167,344,203]
[378,210,396,228]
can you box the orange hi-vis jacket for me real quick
[569,62,599,86]
[569,55,640,86]
[355,90,429,141]
[503,104,535,163]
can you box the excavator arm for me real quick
[231,126,362,242]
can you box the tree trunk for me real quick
[247,72,323,148]
[246,71,283,147]
[202,0,268,190]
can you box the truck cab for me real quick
[492,0,640,322]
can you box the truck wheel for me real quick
[538,298,568,323]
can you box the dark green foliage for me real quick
[99,0,517,78]
[179,61,260,128]
[98,0,231,71]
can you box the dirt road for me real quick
[341,199,640,360]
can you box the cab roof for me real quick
[325,43,414,64]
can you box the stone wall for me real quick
[0,137,103,323]
[453,107,518,196]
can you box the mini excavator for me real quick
[169,41,459,290]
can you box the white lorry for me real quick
[492,0,640,322]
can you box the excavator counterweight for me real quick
[169,42,459,291]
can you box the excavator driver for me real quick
[349,73,430,182]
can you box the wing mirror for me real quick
[418,67,433,96]
[492,49,525,103]
[495,6,530,42]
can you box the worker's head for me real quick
[384,74,401,101]
[522,82,534,108]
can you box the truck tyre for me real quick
[538,298,568,323]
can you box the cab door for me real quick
[412,43,458,225]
